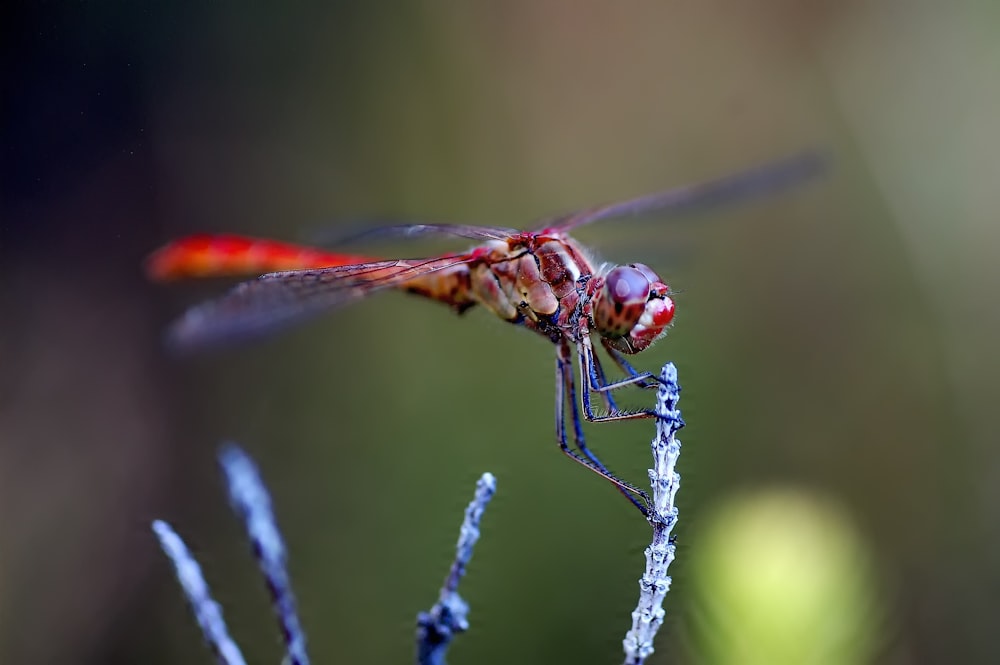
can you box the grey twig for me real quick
[151,520,248,665]
[622,362,684,665]
[154,444,310,665]
[416,472,498,665]
[219,443,309,665]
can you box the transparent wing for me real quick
[306,221,519,247]
[539,151,827,233]
[167,255,474,351]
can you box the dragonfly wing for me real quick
[313,222,520,246]
[166,256,470,351]
[540,151,827,233]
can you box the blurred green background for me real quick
[2,1,998,663]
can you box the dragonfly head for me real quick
[592,264,675,354]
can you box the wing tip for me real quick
[781,148,831,181]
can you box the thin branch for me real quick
[622,362,684,665]
[219,443,310,665]
[151,520,248,665]
[416,472,498,665]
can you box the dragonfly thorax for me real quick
[591,264,675,354]
[464,236,584,325]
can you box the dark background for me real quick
[2,2,998,663]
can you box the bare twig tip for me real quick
[417,472,498,665]
[152,520,248,665]
[218,443,309,665]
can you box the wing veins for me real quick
[168,253,477,350]
[541,151,826,233]
[328,222,518,244]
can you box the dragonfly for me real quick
[147,153,823,515]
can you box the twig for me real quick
[622,362,684,665]
[416,472,498,665]
[154,444,310,665]
[219,443,310,665]
[151,520,248,665]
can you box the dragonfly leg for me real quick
[600,339,666,389]
[556,342,650,515]
[581,337,658,394]
[578,335,658,423]
[589,350,621,413]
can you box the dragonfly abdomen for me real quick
[399,262,478,315]
[145,234,376,281]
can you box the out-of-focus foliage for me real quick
[689,490,880,665]
[2,1,998,664]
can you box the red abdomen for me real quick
[145,234,376,281]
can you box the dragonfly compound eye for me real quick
[594,266,651,336]
[595,265,675,354]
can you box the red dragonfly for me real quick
[148,153,822,514]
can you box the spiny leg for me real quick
[601,338,665,390]
[581,335,658,395]
[589,350,621,413]
[556,342,617,473]
[555,341,650,514]
[577,334,658,423]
